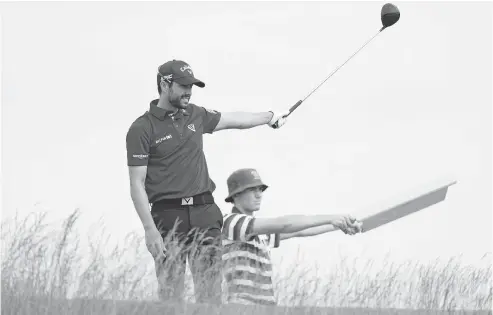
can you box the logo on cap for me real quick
[180,65,193,75]
[251,170,260,180]
[161,74,173,82]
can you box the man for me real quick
[221,168,362,306]
[125,59,290,304]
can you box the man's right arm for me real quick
[128,166,155,230]
[126,120,155,230]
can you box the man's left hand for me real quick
[268,110,290,129]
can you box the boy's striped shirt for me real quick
[221,208,280,305]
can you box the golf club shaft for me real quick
[287,28,384,116]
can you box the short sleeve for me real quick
[197,106,221,134]
[266,233,280,248]
[126,120,151,166]
[222,213,256,242]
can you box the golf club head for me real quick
[381,3,400,31]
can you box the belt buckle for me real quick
[181,197,194,205]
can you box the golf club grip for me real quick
[288,100,303,115]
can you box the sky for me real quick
[1,0,491,279]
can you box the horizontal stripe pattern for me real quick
[228,284,275,297]
[222,250,271,265]
[230,279,274,290]
[222,211,280,306]
[222,256,273,272]
[223,265,273,277]
[224,270,272,285]
[222,242,271,260]
[227,293,277,306]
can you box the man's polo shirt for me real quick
[126,99,221,203]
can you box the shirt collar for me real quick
[149,99,190,120]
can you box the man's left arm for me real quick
[214,111,290,132]
[197,104,290,133]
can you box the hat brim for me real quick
[174,76,205,88]
[225,184,268,203]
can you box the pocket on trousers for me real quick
[190,203,223,230]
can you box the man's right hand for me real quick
[144,225,166,260]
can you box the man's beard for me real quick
[169,94,190,109]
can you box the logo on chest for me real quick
[155,134,172,144]
[187,124,196,132]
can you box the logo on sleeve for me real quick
[132,154,149,159]
[205,108,217,114]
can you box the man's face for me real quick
[167,82,192,109]
[234,186,264,213]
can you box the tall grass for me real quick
[1,209,491,314]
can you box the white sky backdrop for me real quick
[1,1,491,277]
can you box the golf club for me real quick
[272,3,400,128]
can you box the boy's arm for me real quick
[251,214,351,236]
[280,224,338,241]
[222,213,356,243]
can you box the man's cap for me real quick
[225,168,268,203]
[158,60,205,88]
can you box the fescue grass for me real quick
[1,209,491,315]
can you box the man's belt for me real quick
[154,192,214,207]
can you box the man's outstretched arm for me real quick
[213,111,289,131]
